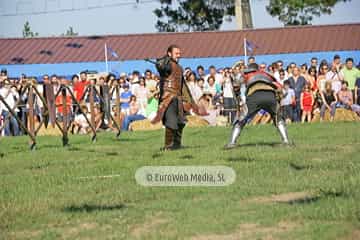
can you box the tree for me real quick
[22,21,39,38]
[62,26,78,37]
[266,0,351,26]
[153,0,350,32]
[154,0,235,32]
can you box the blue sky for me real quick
[0,0,359,38]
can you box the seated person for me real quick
[198,93,218,126]
[72,105,91,134]
[145,86,159,121]
[251,109,271,125]
[320,81,337,122]
[121,95,146,131]
[337,81,360,115]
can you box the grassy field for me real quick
[1,122,360,240]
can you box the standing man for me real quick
[151,45,199,150]
[288,67,306,122]
[341,58,360,92]
[224,63,290,149]
[73,71,89,102]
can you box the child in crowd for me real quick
[72,105,91,134]
[300,84,314,123]
[280,80,295,123]
[120,83,132,115]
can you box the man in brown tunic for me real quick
[151,45,195,150]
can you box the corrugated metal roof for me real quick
[1,23,359,65]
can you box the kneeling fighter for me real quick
[224,63,290,149]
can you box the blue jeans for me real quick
[1,110,20,136]
[122,114,146,130]
[292,100,301,122]
[320,103,336,118]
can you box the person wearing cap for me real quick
[224,63,291,149]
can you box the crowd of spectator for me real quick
[1,54,360,137]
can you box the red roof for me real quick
[1,23,359,65]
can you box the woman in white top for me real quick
[185,71,202,103]
[134,77,148,115]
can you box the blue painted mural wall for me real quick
[1,50,359,80]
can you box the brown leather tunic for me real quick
[162,60,183,97]
[151,59,184,124]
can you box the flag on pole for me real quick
[245,40,259,53]
[107,46,119,58]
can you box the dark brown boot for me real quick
[173,127,183,149]
[161,127,174,151]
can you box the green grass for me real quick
[1,122,360,240]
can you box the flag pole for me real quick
[105,43,109,73]
[244,38,247,66]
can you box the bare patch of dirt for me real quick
[129,213,169,239]
[246,191,315,204]
[190,221,298,240]
[61,222,98,238]
[10,222,99,239]
[343,229,360,240]
[9,230,41,239]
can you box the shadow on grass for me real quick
[227,156,255,162]
[286,190,347,205]
[113,137,147,142]
[286,195,321,205]
[289,162,312,171]
[152,145,203,158]
[28,162,50,170]
[239,142,283,147]
[105,152,119,156]
[152,152,163,159]
[62,203,126,213]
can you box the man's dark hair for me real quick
[50,74,57,79]
[248,56,255,61]
[107,73,116,82]
[247,63,259,70]
[346,58,354,63]
[132,70,140,76]
[71,74,78,80]
[145,69,152,74]
[283,80,290,85]
[209,65,216,70]
[197,65,204,71]
[342,80,349,86]
[80,71,87,75]
[311,57,318,61]
[334,54,340,60]
[167,44,180,54]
